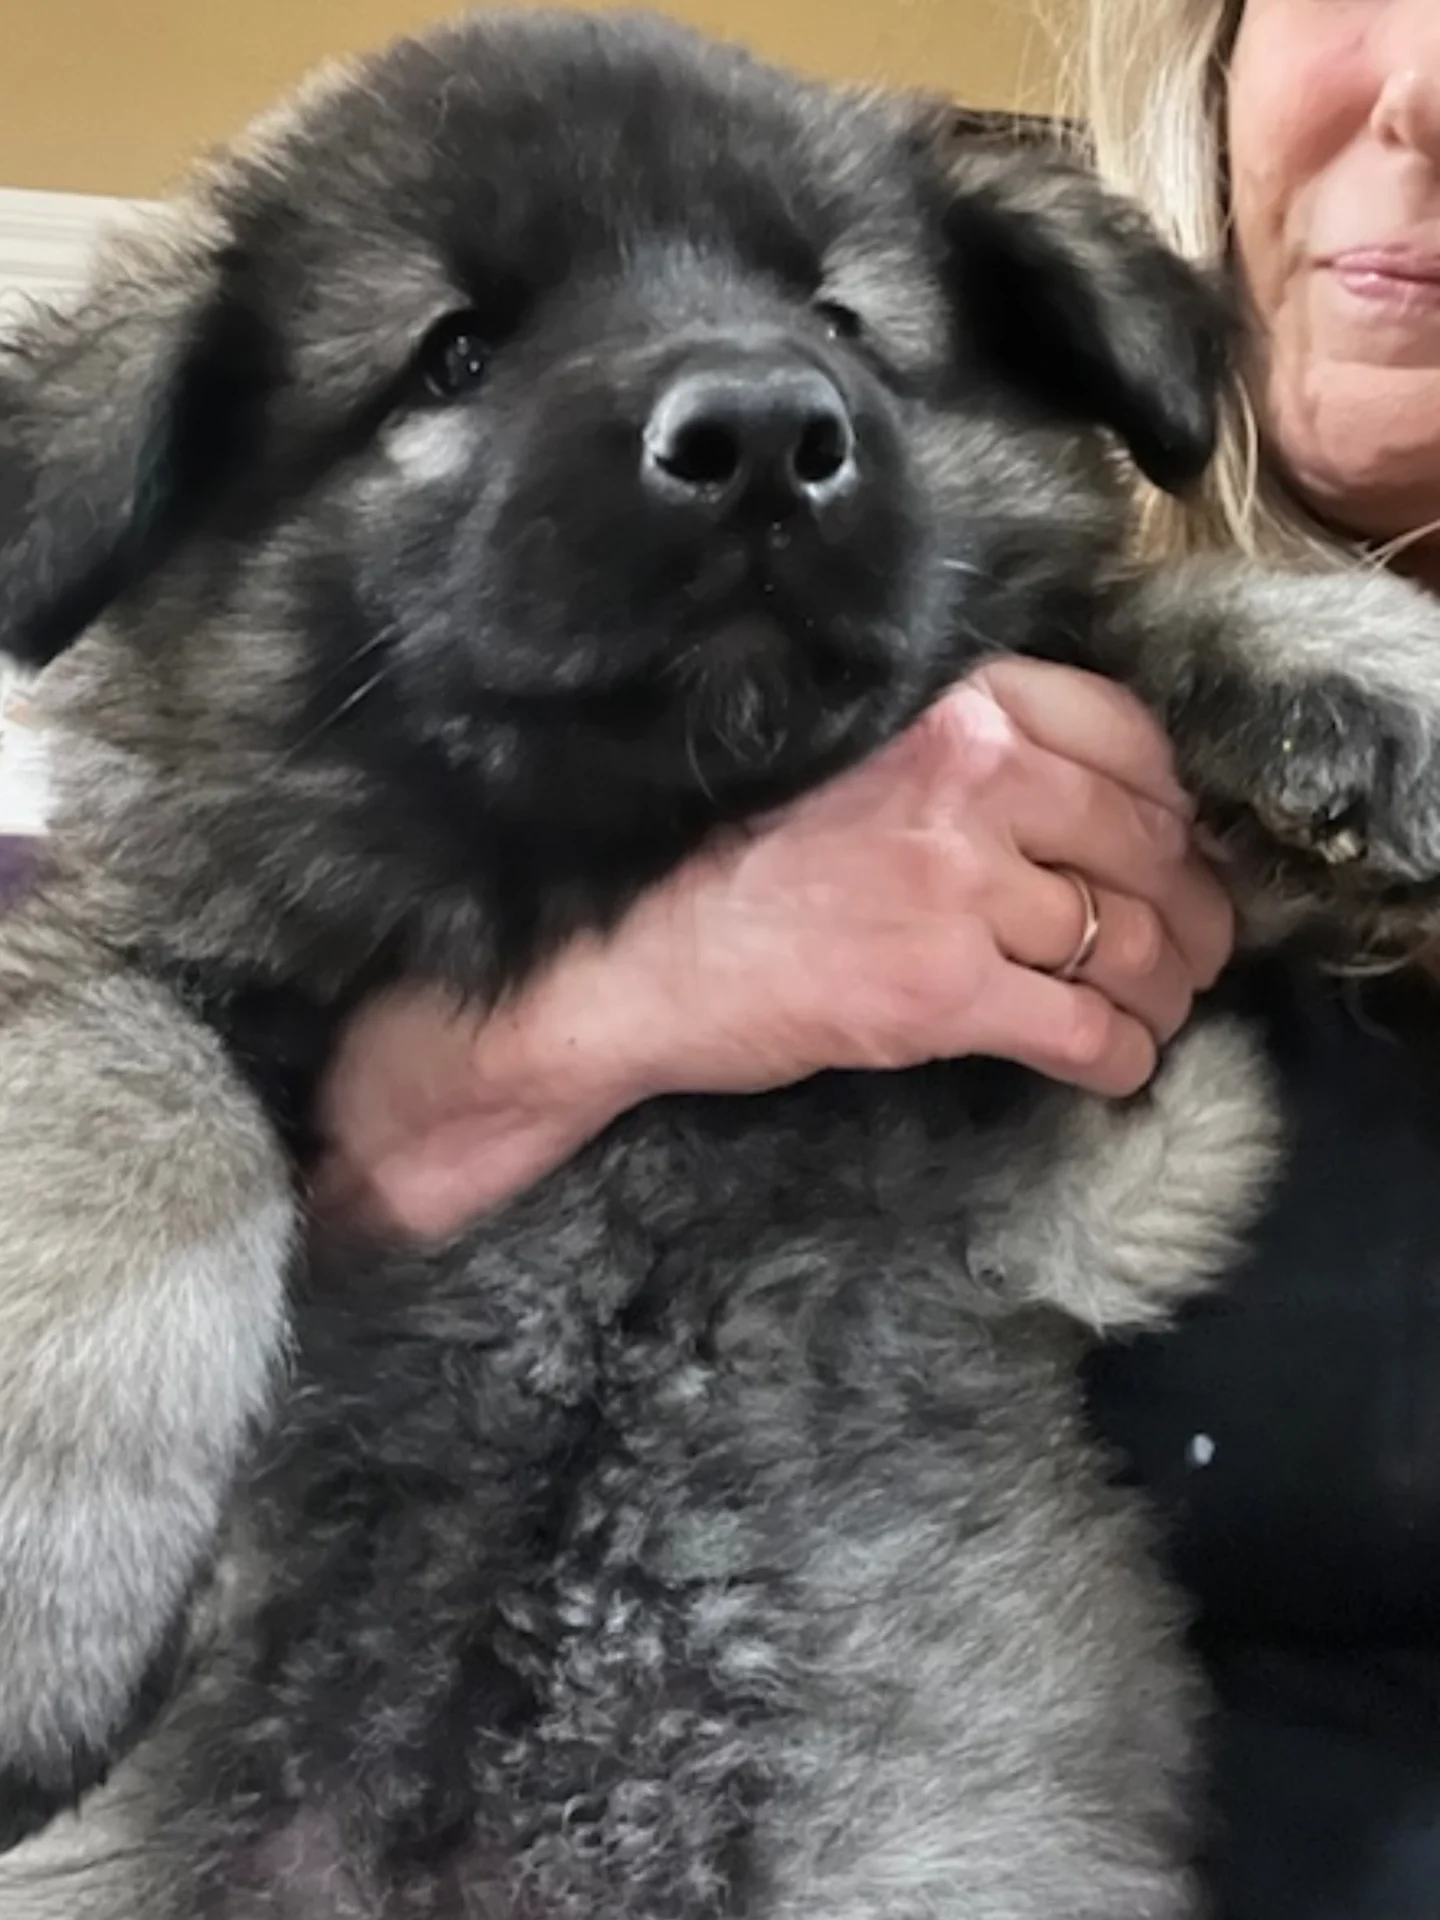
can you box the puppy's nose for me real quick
[642,362,858,517]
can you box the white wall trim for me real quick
[0,189,161,827]
[0,187,157,306]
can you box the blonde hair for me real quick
[1064,0,1355,569]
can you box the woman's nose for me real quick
[1369,7,1440,159]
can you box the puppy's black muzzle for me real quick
[473,321,927,790]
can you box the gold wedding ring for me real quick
[1049,870,1102,982]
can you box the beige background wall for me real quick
[0,0,1064,198]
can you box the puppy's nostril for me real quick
[793,414,851,487]
[661,422,743,488]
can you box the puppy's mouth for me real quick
[681,537,891,675]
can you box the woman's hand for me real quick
[315,659,1234,1240]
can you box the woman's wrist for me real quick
[475,868,716,1123]
[314,972,629,1238]
[316,865,718,1239]
[471,949,652,1138]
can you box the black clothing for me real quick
[1089,956,1440,1917]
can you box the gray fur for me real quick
[1107,559,1440,884]
[0,12,1438,1917]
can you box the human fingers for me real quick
[969,657,1191,816]
[989,862,1199,1046]
[955,942,1162,1097]
[1001,753,1234,990]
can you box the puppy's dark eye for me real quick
[418,312,492,399]
[815,300,864,343]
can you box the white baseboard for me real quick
[0,186,156,309]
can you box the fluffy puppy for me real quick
[2,11,1440,1917]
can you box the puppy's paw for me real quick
[0,1620,188,1853]
[0,969,295,1842]
[1182,669,1440,888]
[1166,569,1440,897]
[969,1020,1281,1333]
[0,1193,293,1849]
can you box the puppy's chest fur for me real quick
[157,1048,1242,1919]
[60,572,1275,1913]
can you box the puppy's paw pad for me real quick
[1184,672,1440,889]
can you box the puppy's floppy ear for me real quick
[914,121,1236,495]
[0,210,269,667]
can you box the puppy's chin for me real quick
[673,613,896,781]
[681,616,803,773]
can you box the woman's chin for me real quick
[1264,358,1440,548]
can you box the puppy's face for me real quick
[264,22,961,825]
[0,13,1229,910]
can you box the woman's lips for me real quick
[1324,248,1440,309]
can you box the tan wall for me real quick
[0,1,1064,199]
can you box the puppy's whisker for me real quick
[683,703,718,804]
[661,643,706,690]
[285,665,393,762]
[307,626,394,700]
[943,609,1000,659]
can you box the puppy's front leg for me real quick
[0,907,293,1847]
[1094,557,1440,941]
[967,1021,1281,1333]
